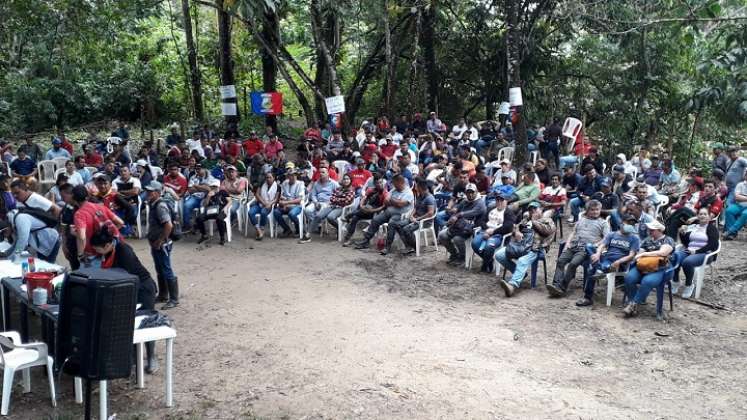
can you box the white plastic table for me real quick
[74,316,177,419]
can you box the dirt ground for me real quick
[7,227,747,420]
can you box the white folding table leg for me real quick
[46,357,56,407]
[74,377,83,403]
[166,338,173,407]
[100,380,107,420]
[136,342,145,388]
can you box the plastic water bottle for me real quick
[28,257,36,273]
[21,261,28,278]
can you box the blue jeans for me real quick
[475,139,491,155]
[494,247,539,287]
[608,209,622,231]
[673,251,705,286]
[725,203,747,235]
[37,238,61,264]
[151,242,176,283]
[182,195,203,228]
[471,232,503,270]
[624,266,666,304]
[249,203,271,227]
[583,245,619,299]
[229,200,241,221]
[435,210,450,232]
[273,205,302,233]
[570,197,585,221]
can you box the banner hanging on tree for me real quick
[509,87,523,107]
[250,92,283,115]
[219,85,236,99]
[325,95,346,115]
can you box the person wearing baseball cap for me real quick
[577,214,640,307]
[195,175,230,245]
[144,180,180,312]
[472,190,516,272]
[45,136,72,160]
[622,218,675,318]
[495,199,556,297]
[437,182,487,266]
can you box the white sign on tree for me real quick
[325,95,346,115]
[509,87,523,107]
[498,102,511,115]
[219,85,236,99]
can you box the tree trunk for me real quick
[181,0,203,122]
[216,0,238,124]
[261,9,279,132]
[506,0,528,166]
[407,6,422,115]
[421,2,439,113]
[382,0,393,116]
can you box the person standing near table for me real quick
[145,181,180,309]
[0,209,61,263]
[89,228,159,373]
[71,185,124,266]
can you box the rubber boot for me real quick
[161,278,180,310]
[156,275,168,303]
[145,342,159,374]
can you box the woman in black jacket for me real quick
[90,228,160,373]
[672,207,719,298]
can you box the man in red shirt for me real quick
[221,136,242,160]
[264,135,284,160]
[58,130,74,155]
[378,136,398,162]
[242,132,265,159]
[349,158,372,190]
[71,185,124,260]
[83,145,103,166]
[312,160,338,182]
[163,163,189,198]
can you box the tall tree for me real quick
[216,0,238,124]
[421,1,439,113]
[261,8,280,132]
[181,0,204,122]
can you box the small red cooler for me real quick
[24,271,56,301]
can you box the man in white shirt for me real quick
[10,179,61,218]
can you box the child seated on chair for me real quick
[576,214,640,307]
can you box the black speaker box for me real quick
[56,268,138,381]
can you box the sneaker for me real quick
[670,281,680,295]
[575,297,593,307]
[622,302,638,317]
[342,238,353,247]
[400,247,416,256]
[219,238,225,246]
[723,232,736,241]
[681,284,695,299]
[380,248,390,256]
[566,216,574,223]
[197,235,209,244]
[161,300,179,310]
[499,280,515,297]
[354,240,369,249]
[546,284,565,297]
[447,257,463,266]
[299,235,311,244]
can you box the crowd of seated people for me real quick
[0,116,744,321]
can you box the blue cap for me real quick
[599,177,611,188]
[52,137,62,145]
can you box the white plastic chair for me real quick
[336,198,360,242]
[497,147,514,163]
[654,195,669,221]
[686,241,720,299]
[0,331,56,416]
[561,117,583,154]
[36,161,57,190]
[466,232,510,269]
[414,214,438,256]
[332,160,350,177]
[51,157,69,171]
[207,202,233,242]
[135,195,145,239]
[601,271,628,306]
[54,168,66,178]
[530,150,539,165]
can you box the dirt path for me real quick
[9,232,747,419]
